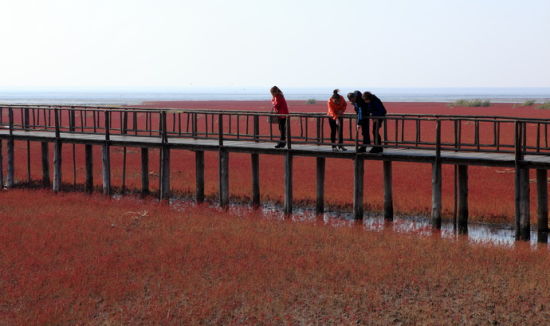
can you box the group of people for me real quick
[270,86,387,153]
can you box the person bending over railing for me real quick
[363,91,387,153]
[347,90,370,153]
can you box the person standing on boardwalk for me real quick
[327,89,347,151]
[270,86,289,148]
[363,91,387,153]
[347,90,369,153]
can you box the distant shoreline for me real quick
[0,88,549,105]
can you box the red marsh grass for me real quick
[1,189,550,324]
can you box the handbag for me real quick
[267,109,279,124]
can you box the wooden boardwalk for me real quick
[3,129,550,168]
[0,104,549,242]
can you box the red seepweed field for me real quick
[1,189,550,324]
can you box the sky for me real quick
[0,0,549,90]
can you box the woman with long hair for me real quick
[327,89,347,151]
[270,86,289,148]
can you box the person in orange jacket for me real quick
[327,89,347,151]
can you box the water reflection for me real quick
[167,196,549,250]
[257,203,549,249]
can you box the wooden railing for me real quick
[1,104,549,156]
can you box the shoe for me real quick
[274,142,286,148]
[332,146,338,152]
[338,146,347,151]
[369,146,383,153]
[357,146,366,153]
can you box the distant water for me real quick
[0,88,549,105]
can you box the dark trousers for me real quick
[278,117,286,142]
[372,118,383,146]
[359,118,383,146]
[358,119,370,145]
[329,117,344,145]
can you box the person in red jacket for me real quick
[327,89,347,151]
[270,86,289,148]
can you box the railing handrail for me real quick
[1,103,550,123]
[1,104,549,158]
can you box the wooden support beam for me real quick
[251,153,260,207]
[121,147,127,193]
[0,140,3,187]
[102,144,111,196]
[72,144,76,188]
[27,141,31,183]
[41,142,50,187]
[384,160,393,221]
[141,148,149,196]
[219,149,229,207]
[457,165,468,234]
[316,157,325,214]
[514,167,521,236]
[85,144,93,193]
[159,146,170,201]
[353,157,364,220]
[6,138,14,188]
[52,141,62,192]
[431,161,442,229]
[536,169,548,243]
[284,153,293,214]
[433,120,442,229]
[195,150,204,203]
[518,168,531,241]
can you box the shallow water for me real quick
[165,196,549,250]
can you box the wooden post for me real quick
[514,167,521,237]
[316,157,325,214]
[251,153,260,207]
[85,144,93,193]
[159,146,170,201]
[0,140,3,187]
[432,120,442,228]
[41,142,50,187]
[52,141,62,192]
[518,168,531,241]
[6,138,14,188]
[536,169,548,243]
[457,165,468,234]
[384,160,393,221]
[219,149,229,207]
[102,144,111,196]
[284,153,293,214]
[253,116,259,142]
[121,147,127,192]
[26,141,31,183]
[141,148,149,196]
[431,161,442,229]
[195,151,204,203]
[353,157,364,220]
[514,122,530,241]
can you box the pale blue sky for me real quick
[1,0,549,89]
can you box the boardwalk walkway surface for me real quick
[3,129,550,168]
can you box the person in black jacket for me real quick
[363,91,387,153]
[347,90,370,153]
